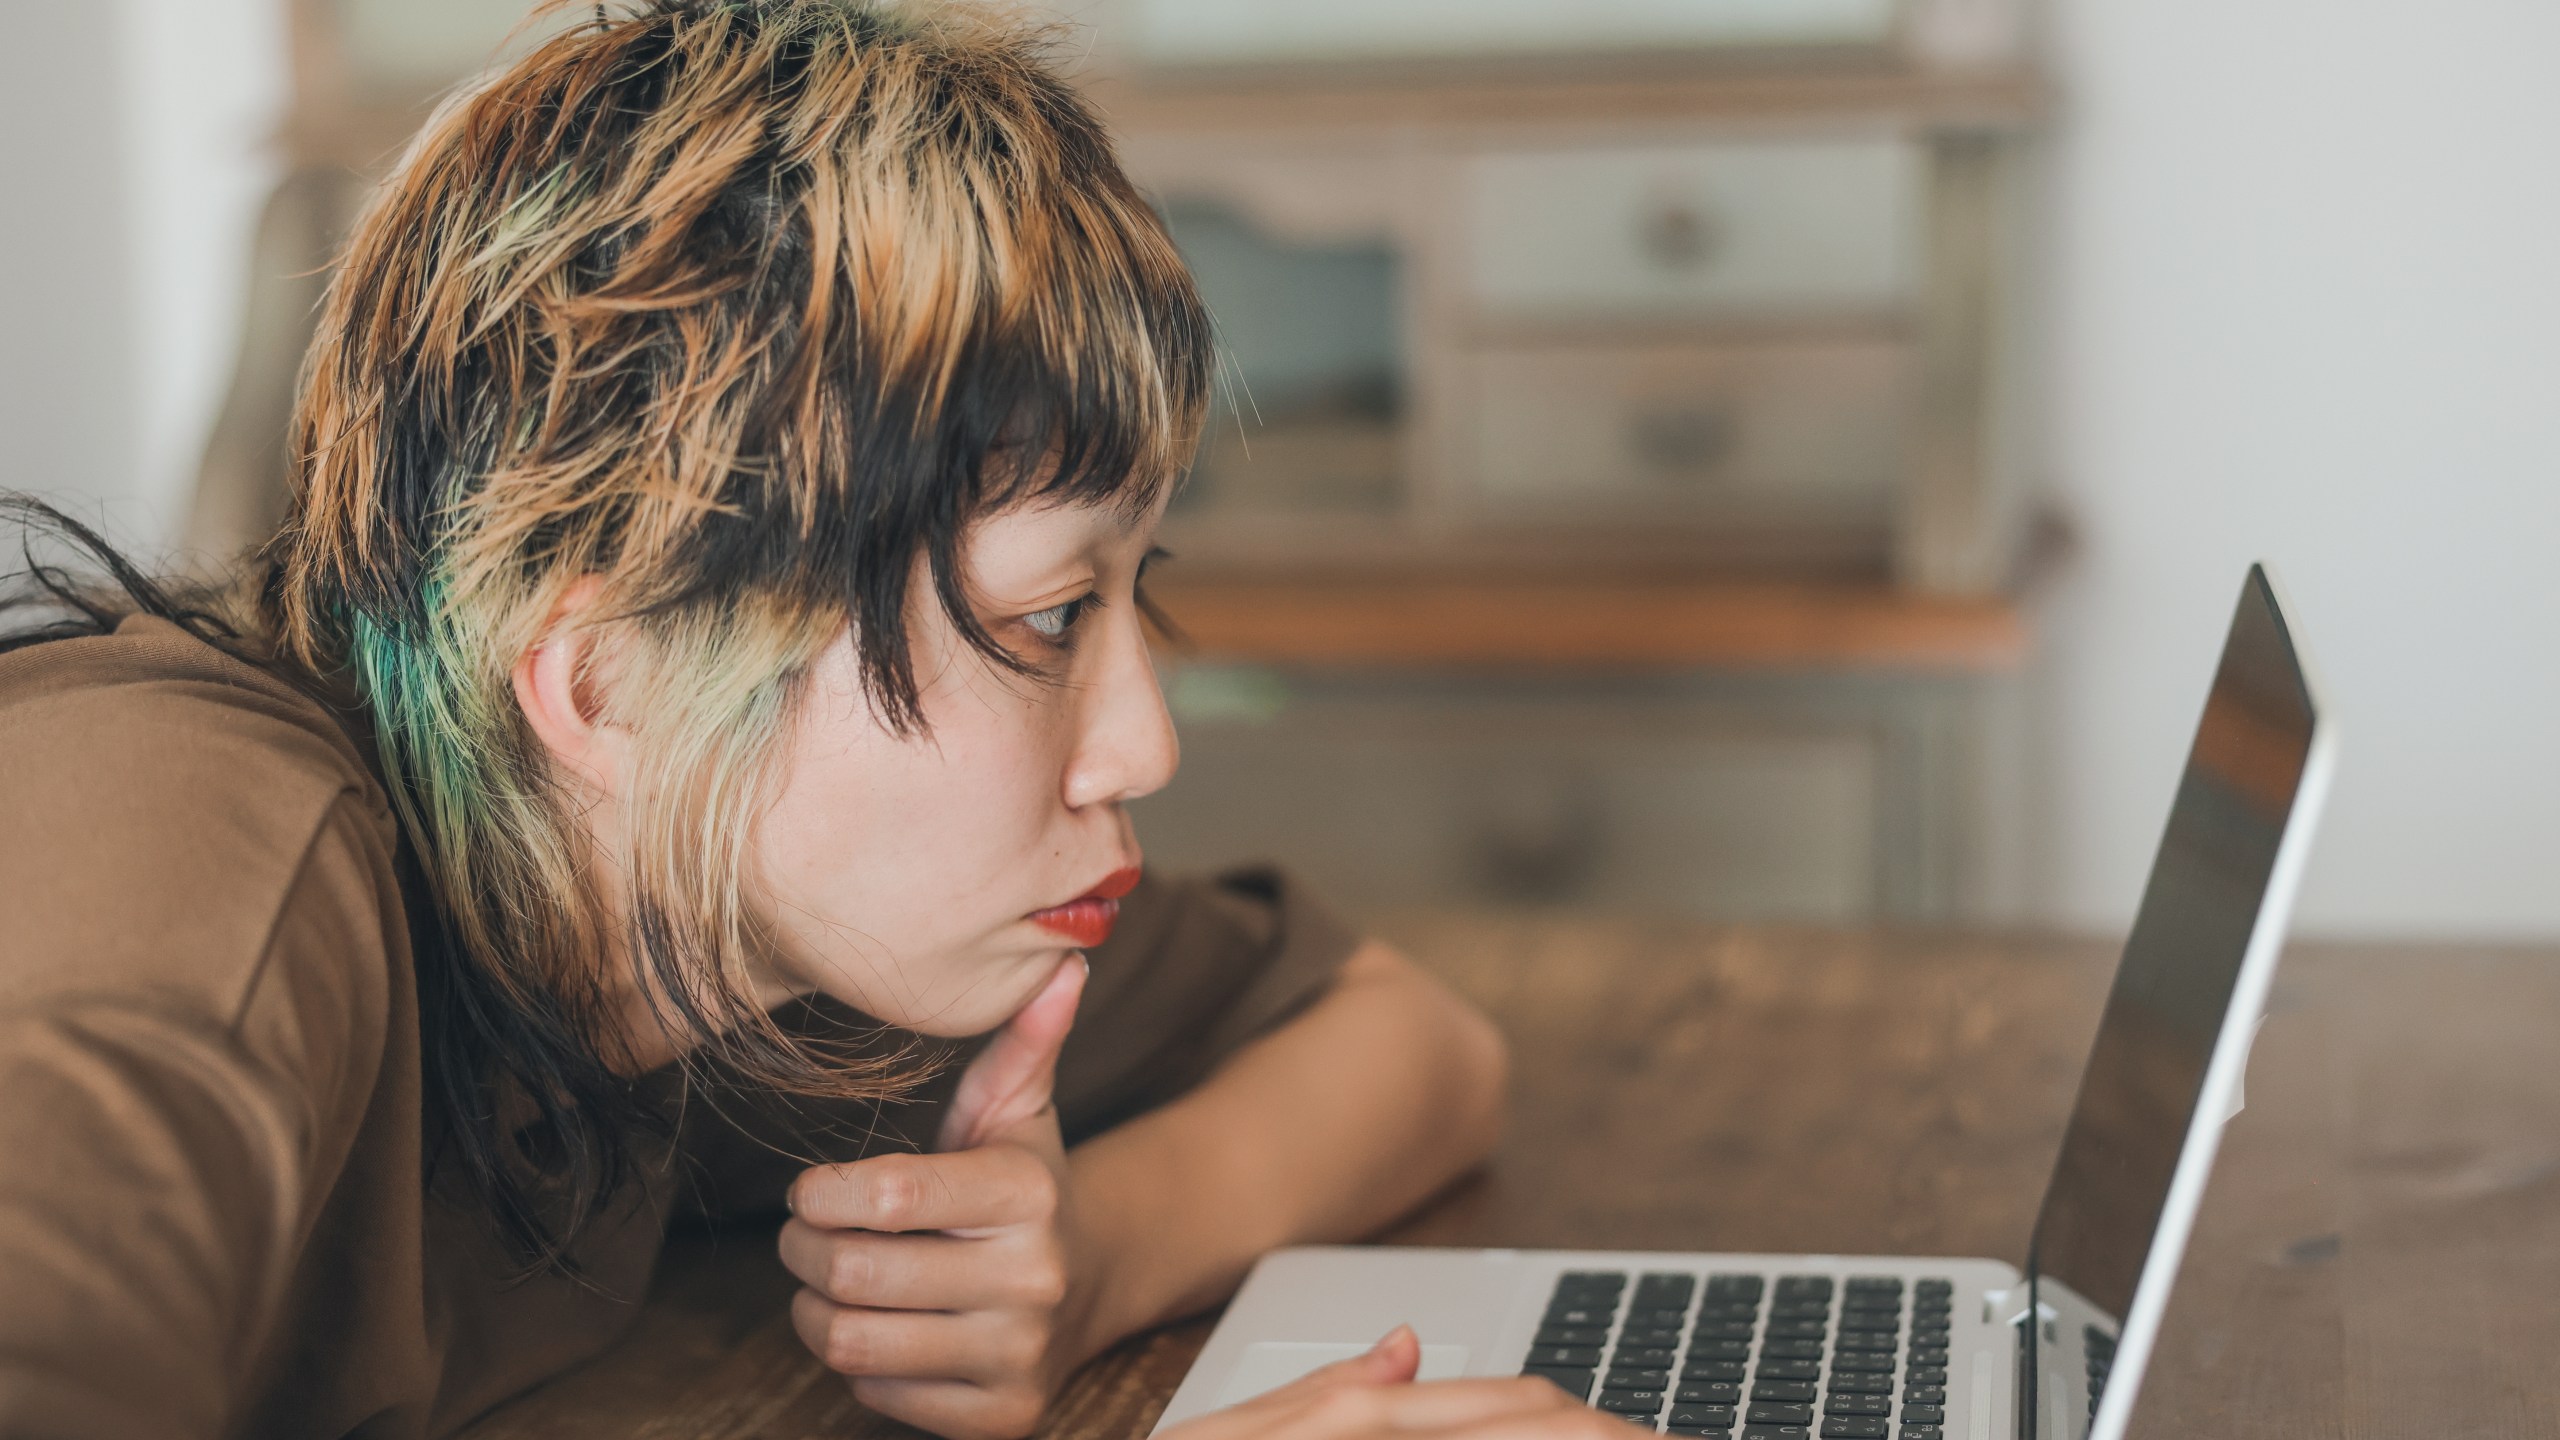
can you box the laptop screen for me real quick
[2024,566,2325,1437]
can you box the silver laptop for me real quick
[1155,565,2337,1440]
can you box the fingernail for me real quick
[1370,1323,1412,1352]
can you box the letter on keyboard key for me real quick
[1820,1420,1889,1439]
[1746,1402,1814,1425]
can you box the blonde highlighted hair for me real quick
[250,0,1210,1264]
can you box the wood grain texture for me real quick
[454,922,2560,1440]
[1143,577,2029,674]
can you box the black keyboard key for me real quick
[1771,1300,1834,1320]
[1754,1359,1819,1381]
[1767,1318,1828,1340]
[1775,1277,1835,1299]
[1832,1355,1894,1374]
[1679,1380,1743,1404]
[1608,1370,1673,1391]
[1666,1428,1731,1438]
[1537,1326,1611,1347]
[1742,1428,1810,1440]
[1561,1271,1632,1294]
[1837,1312,1900,1333]
[1903,1366,1946,1385]
[1689,1339,1752,1362]
[1902,1405,1946,1424]
[1619,1348,1680,1369]
[1669,1406,1738,1429]
[1600,1389,1669,1415]
[1912,1300,1952,1319]
[1529,1346,1604,1368]
[1906,1347,1949,1367]
[1763,1339,1825,1359]
[1751,1381,1816,1402]
[1622,1328,1687,1348]
[1899,1428,1942,1440]
[1693,1319,1757,1341]
[1747,1403,1814,1425]
[1683,1360,1748,1382]
[1827,1397,1890,1416]
[1903,1385,1946,1404]
[1835,1333,1896,1353]
[1912,1280,1953,1299]
[1627,1309,1693,1330]
[1524,1367,1596,1398]
[1820,1421,1888,1439]
[1548,1306,1618,1328]
[1708,1275,1767,1299]
[1909,1325,1951,1344]
[1639,1274,1699,1303]
[1828,1375,1890,1395]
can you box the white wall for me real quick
[0,0,285,554]
[0,1,142,536]
[2035,0,2560,937]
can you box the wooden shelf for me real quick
[1145,575,2028,674]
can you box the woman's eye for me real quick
[1023,596,1091,640]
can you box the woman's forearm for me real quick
[1059,940,1510,1364]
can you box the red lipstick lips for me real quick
[1027,866,1142,949]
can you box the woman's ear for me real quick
[511,575,622,796]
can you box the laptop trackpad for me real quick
[1215,1342,1472,1408]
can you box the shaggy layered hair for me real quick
[6,0,1212,1268]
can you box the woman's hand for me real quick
[1165,1327,1642,1440]
[781,958,1098,1440]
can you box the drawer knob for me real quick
[1637,199,1722,272]
[1626,403,1735,478]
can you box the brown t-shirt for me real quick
[0,616,1356,1439]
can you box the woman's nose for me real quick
[1061,610,1179,810]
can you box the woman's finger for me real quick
[778,1217,1067,1311]
[790,1287,1039,1383]
[788,1142,1062,1233]
[1399,1399,1649,1440]
[1326,1376,1585,1431]
[1240,1325,1421,1404]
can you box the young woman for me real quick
[0,5,1637,1440]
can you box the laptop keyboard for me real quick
[1521,1270,1956,1440]
[2083,1325,2115,1428]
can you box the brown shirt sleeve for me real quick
[0,626,406,1440]
[669,865,1362,1220]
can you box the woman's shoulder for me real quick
[0,615,406,1051]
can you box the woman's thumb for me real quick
[936,955,1087,1152]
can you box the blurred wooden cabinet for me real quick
[1100,37,2043,591]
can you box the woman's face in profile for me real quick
[750,493,1177,1037]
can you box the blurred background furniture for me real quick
[211,0,2053,922]
[449,920,2560,1439]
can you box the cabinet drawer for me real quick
[1456,338,1909,521]
[1133,691,1880,921]
[1462,138,1921,319]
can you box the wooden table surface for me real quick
[457,916,2560,1440]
